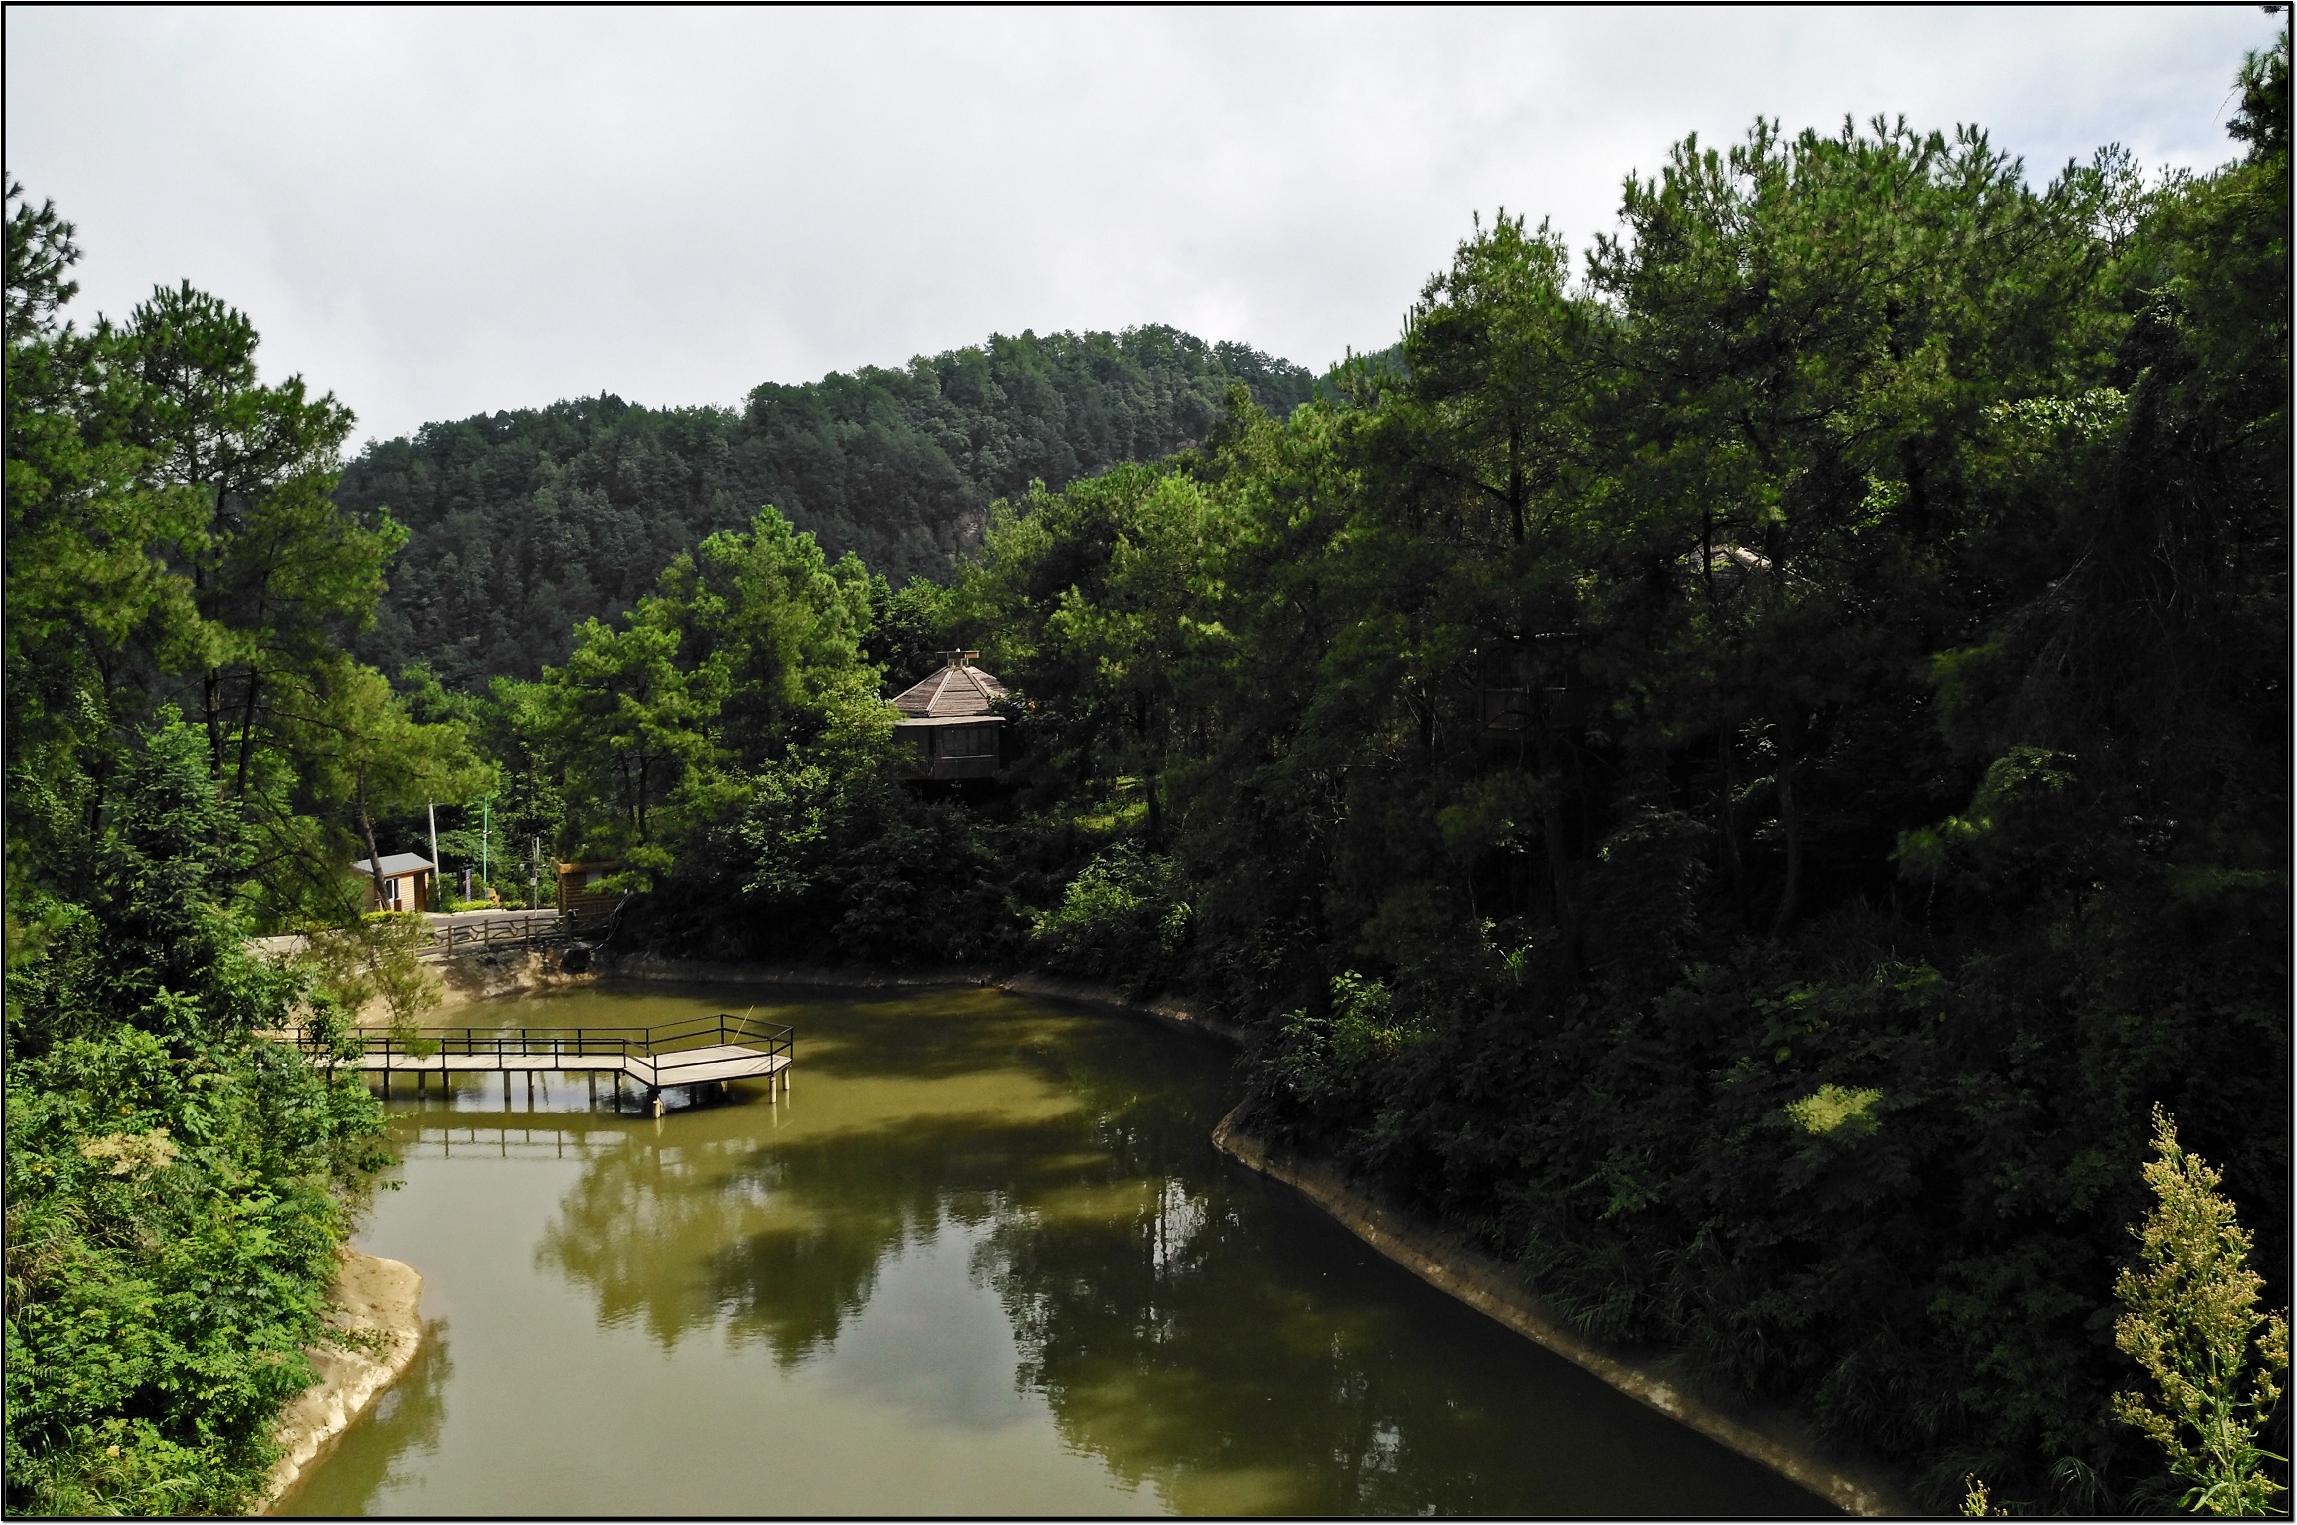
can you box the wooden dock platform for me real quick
[303,1012,793,1113]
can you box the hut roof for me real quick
[891,651,1009,720]
[350,853,434,878]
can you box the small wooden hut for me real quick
[890,650,1009,780]
[351,853,435,913]
[555,861,622,921]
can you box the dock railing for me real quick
[300,1011,794,1090]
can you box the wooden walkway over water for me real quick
[304,1012,792,1115]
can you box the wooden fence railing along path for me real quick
[245,908,618,966]
[300,1010,795,1117]
[420,911,588,956]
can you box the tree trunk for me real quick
[1717,722,1744,895]
[193,469,227,780]
[355,772,389,916]
[201,666,226,780]
[1538,788,1581,971]
[1770,716,1804,939]
[1507,415,1527,546]
[1900,436,1931,547]
[1531,706,1581,967]
[233,667,261,800]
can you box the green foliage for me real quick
[1029,842,1188,990]
[3,722,388,1516]
[302,912,444,1050]
[1783,1084,1884,1141]
[2111,1108,2289,1515]
[4,175,479,932]
[1268,972,1427,1135]
[7,179,407,1515]
[1893,745,2076,882]
[529,505,882,873]
[340,328,1317,687]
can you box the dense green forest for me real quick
[338,329,1317,686]
[424,37,2287,1516]
[6,27,2286,1520]
[4,182,474,1510]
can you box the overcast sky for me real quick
[6,5,2281,450]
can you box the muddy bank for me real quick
[1211,1109,1909,1517]
[430,945,600,1011]
[259,1250,424,1511]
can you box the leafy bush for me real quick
[1028,842,1188,990]
[3,723,390,1515]
[1264,971,1429,1142]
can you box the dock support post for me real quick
[648,1088,664,1119]
[614,1071,623,1110]
[503,1070,512,1105]
[417,1070,426,1096]
[588,1072,597,1106]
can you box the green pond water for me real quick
[276,982,1830,1517]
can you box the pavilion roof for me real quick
[890,651,1009,719]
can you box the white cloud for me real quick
[6,5,2277,447]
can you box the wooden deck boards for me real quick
[315,1012,793,1111]
[338,1044,790,1086]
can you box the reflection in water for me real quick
[284,984,1830,1517]
[273,1322,454,1515]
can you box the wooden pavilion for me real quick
[890,650,1009,780]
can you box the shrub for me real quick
[1028,842,1188,989]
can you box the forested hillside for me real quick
[339,327,1315,686]
[455,34,2290,1515]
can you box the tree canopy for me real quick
[338,327,1317,687]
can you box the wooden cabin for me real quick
[890,650,1009,781]
[555,861,622,921]
[351,853,435,913]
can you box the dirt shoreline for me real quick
[589,952,1910,1514]
[257,1249,424,1512]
